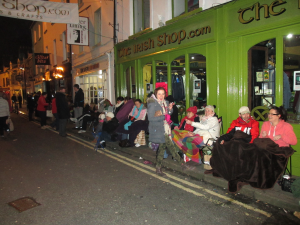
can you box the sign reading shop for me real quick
[118,25,211,58]
[35,53,50,65]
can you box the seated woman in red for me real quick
[172,106,204,163]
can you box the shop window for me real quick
[284,34,300,123]
[155,60,168,97]
[143,62,152,101]
[125,67,135,98]
[81,74,106,105]
[172,0,200,18]
[189,53,206,109]
[248,39,276,115]
[133,0,150,34]
[94,8,101,45]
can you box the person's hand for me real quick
[273,135,282,141]
[261,131,267,137]
[168,102,174,110]
[220,140,224,145]
[185,119,192,125]
[174,126,179,130]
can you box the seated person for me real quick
[210,105,297,192]
[172,106,204,163]
[116,98,134,123]
[219,106,259,144]
[260,106,297,147]
[115,99,148,147]
[92,113,106,143]
[70,104,100,133]
[185,105,220,144]
[115,96,124,115]
[98,112,119,146]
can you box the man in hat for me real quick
[219,106,259,144]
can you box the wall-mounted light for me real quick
[99,70,102,75]
[287,34,293,38]
[191,57,194,59]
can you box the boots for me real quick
[156,167,166,177]
[91,138,97,143]
[182,163,195,171]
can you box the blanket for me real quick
[172,129,204,163]
[210,131,295,192]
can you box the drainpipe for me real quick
[106,52,114,104]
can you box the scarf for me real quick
[179,115,196,132]
[115,101,124,108]
[124,104,144,130]
[201,113,214,122]
[151,94,172,140]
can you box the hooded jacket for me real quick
[56,92,70,119]
[259,120,297,147]
[74,88,84,107]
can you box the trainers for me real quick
[78,130,86,133]
[135,143,141,147]
[70,118,78,122]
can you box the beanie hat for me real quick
[106,112,114,118]
[187,106,197,114]
[99,114,105,120]
[239,106,250,114]
[205,105,215,112]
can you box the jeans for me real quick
[51,113,59,130]
[39,111,46,127]
[59,119,67,137]
[99,131,112,142]
[0,116,8,136]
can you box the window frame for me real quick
[133,0,150,34]
[172,0,199,18]
[94,7,101,45]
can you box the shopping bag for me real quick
[6,118,14,131]
[46,110,53,117]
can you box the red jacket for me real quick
[52,98,57,114]
[227,116,259,143]
[37,95,49,111]
[259,120,297,147]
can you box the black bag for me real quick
[281,178,295,193]
[119,139,129,147]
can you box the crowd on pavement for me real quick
[0,85,297,192]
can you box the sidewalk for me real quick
[18,107,300,212]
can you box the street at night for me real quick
[0,114,300,225]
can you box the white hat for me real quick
[106,112,115,118]
[205,105,215,112]
[99,114,105,120]
[239,106,250,114]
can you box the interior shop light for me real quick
[99,75,103,79]
[191,56,194,59]
[99,70,103,75]
[287,34,293,38]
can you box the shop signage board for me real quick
[0,0,79,24]
[67,17,89,46]
[35,53,50,65]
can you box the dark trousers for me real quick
[99,131,112,142]
[51,113,59,130]
[59,119,67,137]
[156,135,183,168]
[82,115,93,130]
[19,102,22,108]
[0,116,8,136]
[39,111,47,126]
[28,109,34,121]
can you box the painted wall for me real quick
[115,0,300,175]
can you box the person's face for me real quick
[106,116,112,121]
[61,89,66,93]
[73,30,78,39]
[44,94,47,98]
[74,87,78,92]
[205,108,214,117]
[156,90,165,101]
[240,113,250,121]
[117,100,122,104]
[187,111,194,118]
[124,100,128,104]
[135,101,141,108]
[268,109,280,123]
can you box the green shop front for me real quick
[115,0,300,175]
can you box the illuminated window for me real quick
[133,0,150,34]
[94,8,101,45]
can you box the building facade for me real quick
[114,0,300,175]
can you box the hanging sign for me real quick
[67,17,89,45]
[35,53,50,65]
[0,0,79,24]
[293,71,300,91]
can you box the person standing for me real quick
[73,84,84,129]
[27,94,35,121]
[11,94,17,108]
[56,88,70,137]
[18,94,22,109]
[0,92,10,137]
[37,92,49,129]
[50,94,59,131]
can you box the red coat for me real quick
[227,116,259,143]
[37,95,49,111]
[52,98,57,114]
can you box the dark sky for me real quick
[0,16,32,68]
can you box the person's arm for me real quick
[280,123,297,146]
[6,101,10,117]
[148,102,165,122]
[250,120,259,143]
[191,117,219,130]
[259,122,268,138]
[227,119,237,134]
